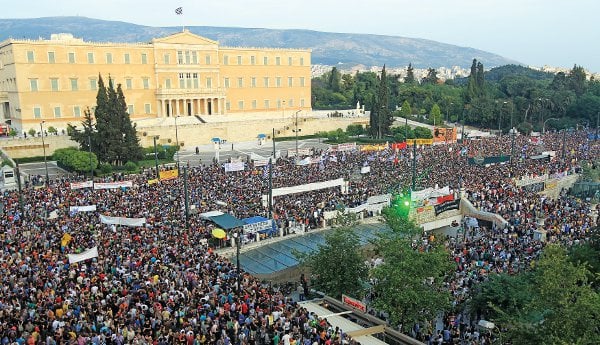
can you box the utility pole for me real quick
[404,116,408,141]
[236,229,241,295]
[268,157,273,220]
[40,121,49,185]
[15,162,24,216]
[153,136,160,179]
[411,140,417,191]
[183,166,190,229]
[510,129,516,166]
[88,134,93,182]
[272,128,276,158]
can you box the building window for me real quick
[90,78,97,90]
[206,77,212,88]
[263,56,268,65]
[192,51,198,64]
[141,53,148,64]
[48,52,55,64]
[73,106,81,117]
[142,78,149,89]
[264,100,270,109]
[185,51,191,64]
[224,78,230,88]
[87,52,95,64]
[276,57,281,66]
[300,77,305,87]
[237,78,243,88]
[226,102,231,111]
[50,78,59,91]
[68,52,75,63]
[238,101,244,110]
[205,55,211,65]
[192,73,198,88]
[300,57,304,66]
[179,73,185,88]
[263,77,269,87]
[276,77,281,87]
[288,57,293,66]
[177,51,183,64]
[251,77,256,88]
[124,53,130,64]
[186,73,192,89]
[250,56,256,65]
[288,99,294,107]
[127,105,134,115]
[165,79,171,89]
[300,99,305,107]
[54,106,61,118]
[288,77,293,87]
[125,78,132,90]
[252,100,257,109]
[106,53,113,64]
[223,55,229,65]
[70,78,78,91]
[277,99,282,109]
[33,107,41,119]
[29,79,38,92]
[237,56,242,65]
[163,53,170,64]
[27,51,34,63]
[144,103,151,114]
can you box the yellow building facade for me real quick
[0,30,311,133]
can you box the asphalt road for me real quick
[17,161,73,180]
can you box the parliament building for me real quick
[0,31,311,132]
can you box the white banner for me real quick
[254,159,269,167]
[70,181,94,189]
[411,186,451,201]
[243,219,272,234]
[224,161,245,172]
[367,194,391,205]
[288,148,312,157]
[360,166,371,174]
[271,178,345,197]
[68,247,99,264]
[69,205,97,213]
[99,214,146,227]
[94,181,133,190]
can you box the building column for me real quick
[175,99,180,116]
[191,98,196,116]
[161,100,166,117]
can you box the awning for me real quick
[257,133,267,138]
[208,213,245,230]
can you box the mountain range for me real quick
[0,17,519,69]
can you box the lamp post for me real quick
[153,135,160,179]
[446,102,453,123]
[542,118,559,135]
[183,166,190,229]
[174,116,181,170]
[234,229,242,294]
[293,110,301,159]
[88,133,93,182]
[282,100,286,119]
[40,121,49,185]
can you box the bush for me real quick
[124,161,138,172]
[99,163,112,174]
[53,147,98,173]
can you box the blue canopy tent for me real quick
[257,134,267,139]
[207,213,245,230]
[211,137,221,143]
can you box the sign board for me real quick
[342,294,367,313]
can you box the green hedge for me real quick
[13,156,47,164]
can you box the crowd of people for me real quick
[0,128,598,344]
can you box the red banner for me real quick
[342,294,367,313]
[391,142,407,150]
[436,194,454,205]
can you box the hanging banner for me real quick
[70,181,94,189]
[94,181,133,190]
[159,169,179,180]
[69,205,97,213]
[242,219,273,234]
[224,161,245,172]
[406,138,434,146]
[360,166,371,174]
[254,159,270,167]
[331,143,357,152]
[288,148,313,157]
[391,142,407,150]
[147,179,159,185]
[360,144,387,152]
[434,199,460,216]
[433,127,457,144]
[68,247,99,264]
[99,214,146,227]
[342,294,367,313]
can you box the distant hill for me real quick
[0,17,520,69]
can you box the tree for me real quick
[430,103,442,126]
[421,68,439,85]
[568,64,587,97]
[405,63,416,84]
[476,61,485,97]
[400,100,412,118]
[115,84,143,163]
[375,65,392,139]
[346,124,364,137]
[372,209,453,333]
[466,59,478,102]
[294,227,369,300]
[328,67,342,93]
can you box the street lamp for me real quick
[174,116,181,170]
[233,229,242,294]
[153,135,160,179]
[293,110,302,159]
[282,100,286,119]
[543,118,559,135]
[40,121,49,185]
[504,101,514,131]
[446,102,453,123]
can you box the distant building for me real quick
[0,31,311,132]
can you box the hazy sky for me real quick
[5,0,600,72]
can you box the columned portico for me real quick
[156,88,226,117]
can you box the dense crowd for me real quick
[0,128,598,344]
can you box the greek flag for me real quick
[175,7,183,15]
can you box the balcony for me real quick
[155,87,225,99]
